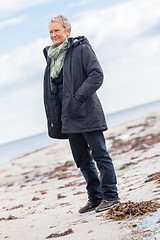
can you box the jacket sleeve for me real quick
[75,43,104,101]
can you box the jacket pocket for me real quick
[69,96,87,118]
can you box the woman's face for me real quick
[49,21,71,46]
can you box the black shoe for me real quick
[79,201,100,213]
[95,200,120,213]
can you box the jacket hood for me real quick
[43,46,50,61]
[68,36,90,47]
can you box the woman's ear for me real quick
[67,28,71,37]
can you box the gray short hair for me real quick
[49,15,71,30]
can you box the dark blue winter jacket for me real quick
[43,36,107,139]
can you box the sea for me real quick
[0,99,160,165]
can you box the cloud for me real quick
[72,0,160,47]
[0,82,47,144]
[143,21,160,37]
[0,16,25,29]
[0,0,53,15]
[0,37,51,144]
[71,0,160,112]
[0,38,50,90]
[68,0,95,8]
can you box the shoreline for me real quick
[0,111,160,239]
[1,98,160,164]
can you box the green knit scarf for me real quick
[48,38,68,79]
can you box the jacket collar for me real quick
[43,36,89,62]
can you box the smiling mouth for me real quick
[53,38,59,41]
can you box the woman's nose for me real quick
[50,32,56,37]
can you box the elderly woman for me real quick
[43,15,119,213]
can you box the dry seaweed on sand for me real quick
[110,133,160,154]
[34,161,75,181]
[105,200,160,221]
[6,204,24,210]
[0,215,18,221]
[45,228,73,238]
[145,172,160,184]
[57,193,66,199]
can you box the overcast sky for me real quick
[0,0,160,144]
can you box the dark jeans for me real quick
[68,131,119,203]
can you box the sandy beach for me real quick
[0,111,160,240]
